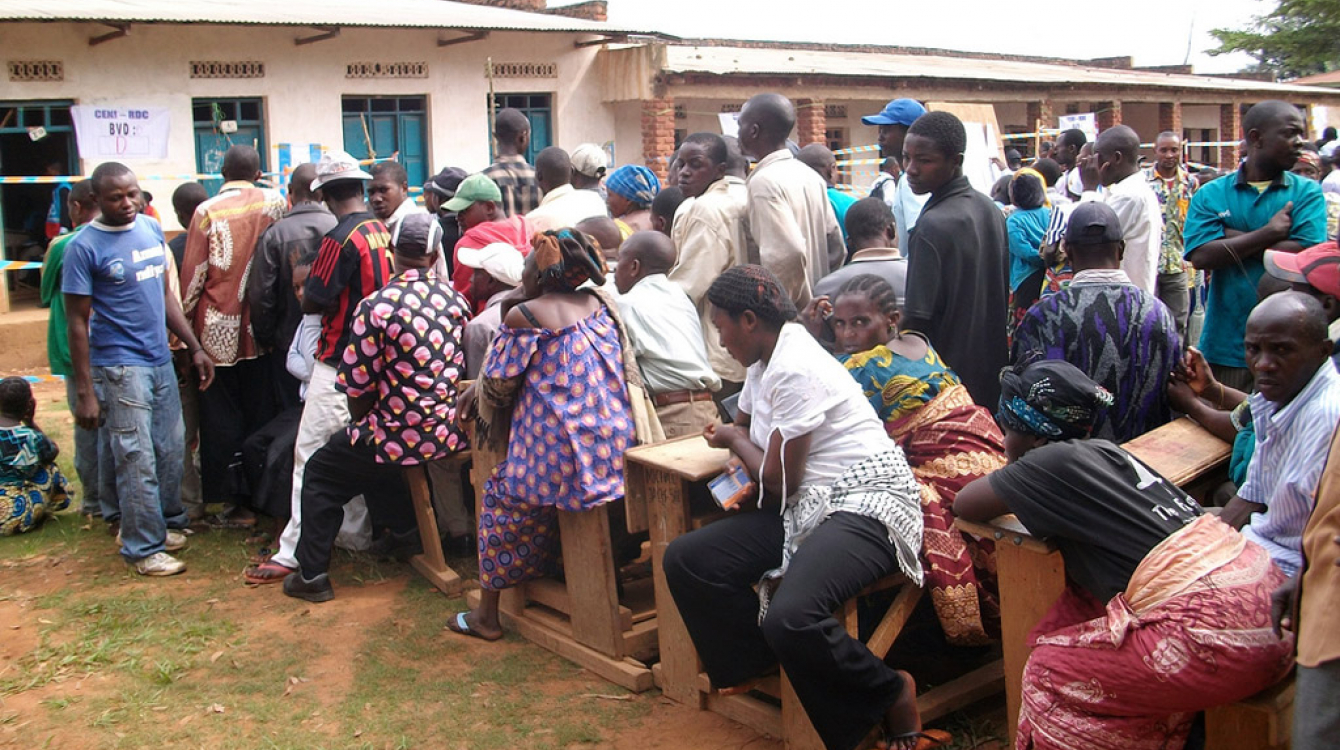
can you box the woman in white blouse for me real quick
[662,265,943,750]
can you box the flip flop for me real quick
[879,729,952,750]
[445,611,502,642]
[243,560,295,585]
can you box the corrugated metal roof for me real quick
[0,0,655,34]
[662,45,1337,97]
[1293,71,1340,87]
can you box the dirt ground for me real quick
[0,375,1003,750]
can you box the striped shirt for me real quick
[304,211,393,365]
[1240,360,1340,576]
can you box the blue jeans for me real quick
[92,362,188,561]
[66,376,116,518]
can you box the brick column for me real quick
[1095,100,1122,131]
[1027,100,1055,130]
[1158,102,1183,136]
[795,99,827,146]
[641,96,675,182]
[1219,103,1242,171]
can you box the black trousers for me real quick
[295,432,414,577]
[663,510,906,750]
[197,354,278,503]
[240,405,301,519]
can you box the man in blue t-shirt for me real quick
[63,162,215,576]
[1184,100,1328,390]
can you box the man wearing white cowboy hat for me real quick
[245,150,394,585]
[459,242,526,380]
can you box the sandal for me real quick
[206,512,257,531]
[879,729,952,750]
[248,547,275,565]
[243,560,295,585]
[445,611,502,642]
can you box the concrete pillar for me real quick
[1219,103,1243,171]
[641,96,675,182]
[1096,101,1122,131]
[1158,102,1183,136]
[795,98,827,146]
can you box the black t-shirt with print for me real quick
[987,439,1202,602]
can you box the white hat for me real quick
[310,150,373,191]
[456,242,525,287]
[570,143,608,179]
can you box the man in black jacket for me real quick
[247,162,337,409]
[899,111,1010,407]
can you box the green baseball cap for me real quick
[444,173,502,212]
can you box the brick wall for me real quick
[1158,102,1182,136]
[1219,103,1243,171]
[544,1,607,21]
[795,98,826,146]
[454,0,547,11]
[641,97,675,181]
[1096,100,1122,130]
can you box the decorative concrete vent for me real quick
[674,104,686,120]
[825,104,848,119]
[720,103,742,113]
[7,60,63,82]
[490,62,557,79]
[190,61,265,79]
[346,62,429,79]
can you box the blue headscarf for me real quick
[996,359,1113,440]
[605,165,661,209]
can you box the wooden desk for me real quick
[955,417,1233,746]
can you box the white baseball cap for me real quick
[570,143,608,179]
[456,242,525,287]
[310,149,373,191]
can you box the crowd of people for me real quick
[9,92,1340,750]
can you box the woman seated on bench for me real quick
[802,274,1007,646]
[664,265,944,750]
[450,229,651,642]
[954,360,1294,750]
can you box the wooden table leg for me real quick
[405,463,466,595]
[558,505,624,657]
[641,465,701,707]
[995,542,1066,745]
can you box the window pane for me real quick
[22,108,42,127]
[370,98,395,113]
[239,101,260,121]
[342,98,366,113]
[50,108,71,128]
[399,98,423,112]
[193,103,212,122]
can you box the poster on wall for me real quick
[276,143,326,194]
[71,105,171,160]
[1058,113,1098,143]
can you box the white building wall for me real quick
[0,22,610,230]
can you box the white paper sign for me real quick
[1058,113,1098,144]
[72,105,171,160]
[718,112,740,138]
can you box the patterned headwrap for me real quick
[1295,150,1322,173]
[1010,167,1050,209]
[530,228,607,293]
[996,359,1113,440]
[605,165,661,209]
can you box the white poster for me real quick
[71,105,171,160]
[1058,112,1098,144]
[718,112,740,138]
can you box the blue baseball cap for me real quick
[861,99,927,127]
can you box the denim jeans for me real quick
[66,376,116,518]
[92,362,189,561]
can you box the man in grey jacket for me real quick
[247,162,337,409]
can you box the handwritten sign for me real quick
[1058,113,1098,144]
[72,105,171,160]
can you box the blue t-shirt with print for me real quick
[1183,169,1326,368]
[61,215,171,367]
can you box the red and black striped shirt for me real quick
[305,211,393,365]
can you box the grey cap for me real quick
[1065,201,1124,246]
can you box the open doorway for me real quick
[0,100,76,295]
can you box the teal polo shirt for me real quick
[1183,168,1326,368]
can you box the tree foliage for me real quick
[1209,0,1340,79]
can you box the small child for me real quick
[0,377,71,535]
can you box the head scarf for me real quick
[1009,167,1050,209]
[1295,150,1322,174]
[605,165,661,209]
[531,228,607,293]
[996,360,1113,440]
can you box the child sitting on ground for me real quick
[0,377,71,535]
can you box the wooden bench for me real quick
[404,453,471,596]
[623,434,1006,749]
[955,417,1293,750]
[464,421,657,692]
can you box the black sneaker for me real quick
[282,571,334,603]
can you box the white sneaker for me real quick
[133,552,186,576]
[116,530,189,552]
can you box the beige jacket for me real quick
[745,150,845,308]
[670,176,749,382]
